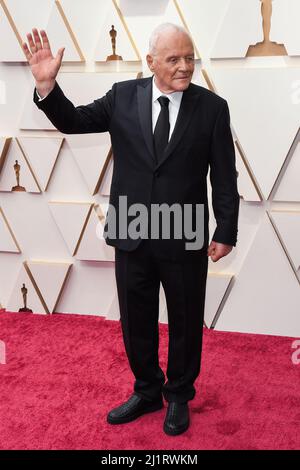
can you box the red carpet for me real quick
[0,310,300,450]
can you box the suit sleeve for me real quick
[33,80,115,134]
[209,100,240,246]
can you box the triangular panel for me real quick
[205,272,234,328]
[17,136,64,192]
[208,67,300,199]
[49,201,93,256]
[0,138,41,193]
[215,214,300,336]
[67,134,111,195]
[26,260,72,313]
[75,204,115,261]
[6,263,47,314]
[0,206,21,253]
[270,210,300,274]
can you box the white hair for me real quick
[148,23,192,55]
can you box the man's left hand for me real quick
[207,241,233,262]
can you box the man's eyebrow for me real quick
[166,54,195,59]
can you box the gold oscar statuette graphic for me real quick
[11,160,26,192]
[19,283,33,313]
[106,25,123,61]
[246,0,287,57]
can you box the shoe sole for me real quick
[107,401,164,425]
[163,420,190,436]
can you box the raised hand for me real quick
[22,28,65,97]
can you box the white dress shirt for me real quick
[152,77,183,141]
[36,89,48,101]
[36,77,184,142]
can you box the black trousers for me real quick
[114,238,208,404]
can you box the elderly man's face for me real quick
[147,31,194,93]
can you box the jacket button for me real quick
[155,170,160,178]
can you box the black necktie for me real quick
[153,96,170,164]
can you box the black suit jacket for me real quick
[33,76,240,261]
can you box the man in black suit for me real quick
[23,23,239,436]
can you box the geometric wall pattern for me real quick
[67,134,111,196]
[207,66,300,200]
[6,259,72,314]
[0,138,41,193]
[48,201,94,256]
[269,209,300,277]
[204,273,234,328]
[0,0,299,337]
[273,139,300,202]
[0,206,20,253]
[75,204,115,262]
[215,213,300,337]
[17,136,64,192]
[6,263,49,315]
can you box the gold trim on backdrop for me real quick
[94,203,106,223]
[0,137,12,175]
[270,209,300,214]
[72,203,94,257]
[23,261,50,314]
[73,203,111,261]
[48,201,95,256]
[173,0,201,60]
[204,272,235,329]
[268,128,300,201]
[234,139,263,201]
[25,260,73,314]
[0,206,21,253]
[52,263,73,313]
[0,0,25,56]
[17,136,65,193]
[198,69,263,202]
[45,137,64,192]
[93,147,113,196]
[55,0,85,62]
[73,202,114,262]
[113,0,141,61]
[73,203,95,257]
[48,201,94,256]
[267,211,300,285]
[201,69,215,92]
[210,274,235,329]
[15,138,42,193]
[50,201,94,205]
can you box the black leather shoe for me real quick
[107,394,163,424]
[163,402,189,436]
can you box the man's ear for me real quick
[146,54,154,72]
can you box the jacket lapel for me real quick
[137,78,201,169]
[155,84,200,170]
[137,78,156,163]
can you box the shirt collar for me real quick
[152,76,183,107]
